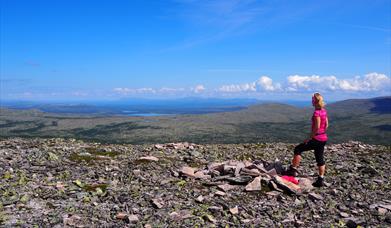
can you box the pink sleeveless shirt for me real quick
[312,109,328,142]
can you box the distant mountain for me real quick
[203,103,308,123]
[327,96,391,116]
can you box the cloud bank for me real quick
[4,73,389,100]
[219,72,390,94]
[112,72,389,98]
[113,85,207,96]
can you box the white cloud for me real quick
[218,76,280,93]
[159,87,185,93]
[192,84,206,93]
[218,83,256,93]
[113,85,206,96]
[286,75,339,91]
[256,76,281,91]
[286,72,390,92]
[338,72,390,91]
[113,87,156,95]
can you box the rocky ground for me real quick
[0,138,390,227]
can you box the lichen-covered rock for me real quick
[0,138,389,227]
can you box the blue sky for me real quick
[1,0,390,101]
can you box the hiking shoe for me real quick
[285,165,299,177]
[312,176,325,187]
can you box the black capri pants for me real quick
[294,139,327,166]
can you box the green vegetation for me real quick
[0,97,390,145]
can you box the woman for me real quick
[286,92,329,187]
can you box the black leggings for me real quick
[294,139,327,166]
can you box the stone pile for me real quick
[179,159,312,195]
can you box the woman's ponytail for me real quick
[312,92,325,109]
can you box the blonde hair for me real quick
[312,92,325,109]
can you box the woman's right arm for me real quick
[311,116,320,138]
[326,117,329,129]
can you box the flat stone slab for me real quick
[309,193,324,201]
[138,156,159,162]
[298,177,314,193]
[225,176,253,185]
[245,176,262,191]
[272,176,301,194]
[179,166,197,178]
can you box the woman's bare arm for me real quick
[326,117,329,129]
[310,116,321,138]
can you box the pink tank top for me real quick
[312,109,328,141]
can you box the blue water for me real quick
[0,98,319,116]
[126,113,173,117]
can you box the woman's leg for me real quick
[292,141,315,168]
[318,165,325,176]
[292,154,301,168]
[314,141,326,176]
[287,141,316,176]
[313,141,326,187]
